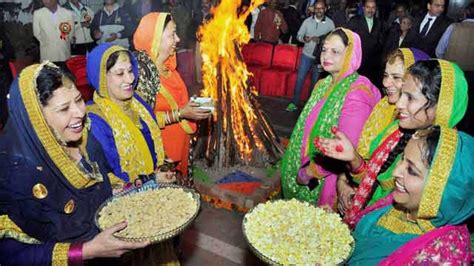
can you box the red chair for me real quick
[285,49,314,101]
[9,58,34,79]
[66,56,94,102]
[259,44,299,97]
[285,71,313,101]
[241,42,274,92]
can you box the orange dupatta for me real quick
[134,12,196,176]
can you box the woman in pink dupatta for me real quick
[281,28,381,208]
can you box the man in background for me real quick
[33,0,75,67]
[63,0,95,55]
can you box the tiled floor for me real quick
[179,95,298,265]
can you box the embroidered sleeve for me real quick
[52,243,71,266]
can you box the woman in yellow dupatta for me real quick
[133,12,211,187]
[86,43,179,265]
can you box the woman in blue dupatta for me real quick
[0,62,148,265]
[86,43,180,265]
[348,126,473,264]
[86,43,169,188]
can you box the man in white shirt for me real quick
[33,0,75,66]
[406,0,452,57]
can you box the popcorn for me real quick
[243,199,353,265]
[97,188,198,240]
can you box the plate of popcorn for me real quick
[95,183,200,243]
[242,199,354,265]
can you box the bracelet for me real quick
[68,242,84,266]
[351,158,367,175]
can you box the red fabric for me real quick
[254,9,288,43]
[155,56,197,176]
[8,61,17,78]
[271,44,299,70]
[259,68,291,97]
[285,71,312,100]
[66,56,94,101]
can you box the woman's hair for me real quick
[407,60,442,113]
[417,125,441,167]
[386,48,404,65]
[36,65,75,106]
[164,14,172,28]
[379,129,414,175]
[326,28,349,46]
[106,50,131,71]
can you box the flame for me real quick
[199,0,266,162]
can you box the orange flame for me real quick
[199,0,266,162]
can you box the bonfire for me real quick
[194,0,283,169]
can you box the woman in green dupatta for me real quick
[281,28,381,207]
[317,59,468,227]
[348,126,473,264]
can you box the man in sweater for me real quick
[90,0,133,48]
[286,0,334,112]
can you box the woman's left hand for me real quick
[180,101,212,121]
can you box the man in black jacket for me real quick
[347,0,384,87]
[405,0,452,57]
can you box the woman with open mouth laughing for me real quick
[0,62,149,265]
[315,59,468,227]
[348,126,473,264]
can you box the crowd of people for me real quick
[0,0,473,265]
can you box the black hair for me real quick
[363,0,376,6]
[423,126,441,166]
[106,50,131,72]
[327,28,349,46]
[466,3,474,19]
[164,14,172,28]
[407,60,442,114]
[36,65,75,106]
[379,129,414,175]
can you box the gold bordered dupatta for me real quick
[88,44,165,183]
[20,63,99,189]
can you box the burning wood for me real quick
[194,0,283,168]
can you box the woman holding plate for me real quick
[0,62,148,265]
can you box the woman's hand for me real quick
[155,171,176,183]
[315,127,357,162]
[179,101,212,121]
[336,174,355,215]
[82,221,149,260]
